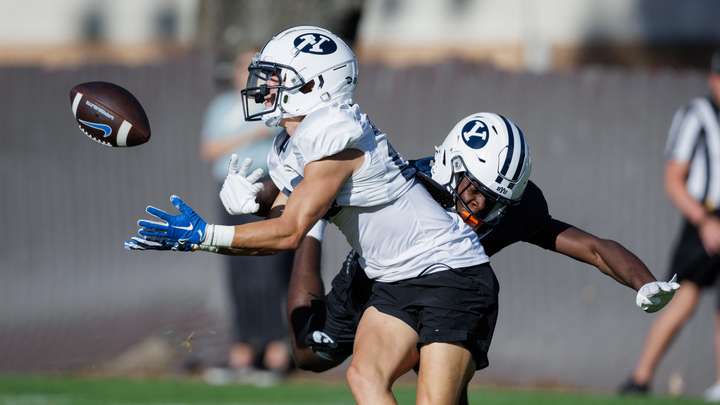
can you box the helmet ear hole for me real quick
[299,80,315,94]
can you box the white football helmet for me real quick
[241,26,358,126]
[431,112,531,232]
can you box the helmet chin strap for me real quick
[263,111,283,127]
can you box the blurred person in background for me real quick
[199,49,293,383]
[619,49,720,401]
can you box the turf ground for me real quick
[0,375,707,405]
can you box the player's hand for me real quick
[306,330,342,362]
[124,236,174,251]
[137,195,207,250]
[219,154,264,215]
[636,274,680,313]
[699,217,720,255]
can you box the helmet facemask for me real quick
[241,59,307,125]
[449,156,515,236]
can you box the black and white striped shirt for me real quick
[666,96,720,210]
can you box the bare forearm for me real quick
[667,183,707,226]
[665,161,707,226]
[591,239,656,290]
[555,227,656,290]
[230,217,303,251]
[195,245,275,256]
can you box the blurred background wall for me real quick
[1,0,720,396]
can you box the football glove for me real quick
[219,154,265,215]
[306,330,345,362]
[636,274,681,313]
[124,236,174,251]
[137,195,207,250]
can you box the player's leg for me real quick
[416,342,475,405]
[630,280,700,385]
[411,363,472,405]
[457,384,470,405]
[412,263,499,405]
[346,306,419,405]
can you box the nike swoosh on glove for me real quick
[219,154,264,215]
[636,274,681,313]
[137,195,207,251]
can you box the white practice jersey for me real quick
[267,103,488,282]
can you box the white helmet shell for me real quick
[431,112,531,204]
[241,26,358,126]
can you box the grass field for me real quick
[0,375,707,405]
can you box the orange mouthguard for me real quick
[459,209,480,227]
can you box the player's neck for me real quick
[282,116,304,136]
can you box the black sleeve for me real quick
[519,182,571,250]
[524,218,572,250]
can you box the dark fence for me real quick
[0,53,711,394]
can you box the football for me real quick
[69,81,151,147]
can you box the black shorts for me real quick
[669,221,720,289]
[368,263,499,371]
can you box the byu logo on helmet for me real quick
[293,33,338,55]
[460,119,490,149]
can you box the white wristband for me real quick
[200,224,235,248]
[306,219,328,241]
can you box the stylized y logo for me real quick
[78,119,113,138]
[461,120,490,149]
[293,33,337,55]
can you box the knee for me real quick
[415,389,444,405]
[416,385,462,405]
[346,362,389,393]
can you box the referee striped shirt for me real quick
[666,96,720,210]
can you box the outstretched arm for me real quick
[551,223,679,312]
[128,150,360,254]
[553,225,654,290]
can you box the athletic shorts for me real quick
[668,220,720,290]
[368,263,499,371]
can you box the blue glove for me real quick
[124,236,174,251]
[137,195,207,250]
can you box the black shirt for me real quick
[410,157,571,257]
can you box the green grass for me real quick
[0,374,706,405]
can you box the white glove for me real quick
[219,154,265,215]
[636,274,681,313]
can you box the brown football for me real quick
[69,81,151,147]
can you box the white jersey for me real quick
[267,103,488,282]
